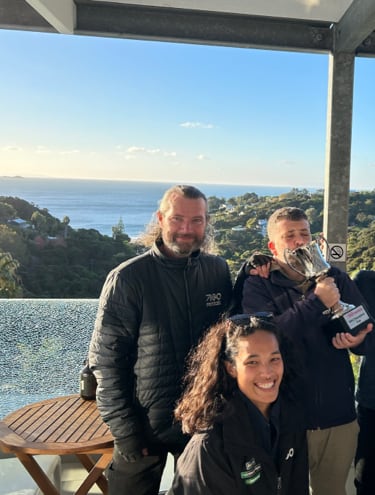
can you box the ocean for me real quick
[0,177,303,238]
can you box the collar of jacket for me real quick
[219,393,259,454]
[269,269,307,289]
[219,391,301,451]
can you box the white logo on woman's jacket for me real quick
[285,448,294,460]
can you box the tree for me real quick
[0,224,27,262]
[207,196,226,212]
[112,217,129,241]
[31,211,47,233]
[0,202,17,223]
[62,215,70,239]
[0,251,22,297]
[305,207,318,226]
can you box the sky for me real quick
[0,28,374,189]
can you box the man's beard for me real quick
[165,233,205,257]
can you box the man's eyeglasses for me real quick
[228,312,274,325]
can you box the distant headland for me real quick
[0,175,24,179]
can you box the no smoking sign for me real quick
[327,243,347,262]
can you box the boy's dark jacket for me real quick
[168,391,309,495]
[239,265,374,429]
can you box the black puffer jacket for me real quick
[89,242,232,456]
[168,392,309,495]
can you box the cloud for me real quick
[196,154,209,160]
[127,146,146,153]
[179,121,214,129]
[124,146,177,159]
[60,149,80,155]
[35,145,50,154]
[280,159,296,167]
[2,145,22,152]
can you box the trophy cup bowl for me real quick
[284,240,330,280]
[284,240,372,335]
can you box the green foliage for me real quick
[112,216,130,242]
[350,354,362,384]
[0,197,137,298]
[0,251,22,297]
[1,188,375,297]
[347,222,375,274]
[0,224,28,262]
[31,210,47,233]
[0,196,39,220]
[211,188,325,278]
[0,202,17,223]
[208,188,375,279]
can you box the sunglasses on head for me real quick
[228,312,274,325]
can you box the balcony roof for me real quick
[0,0,375,56]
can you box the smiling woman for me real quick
[167,315,309,495]
[223,323,284,418]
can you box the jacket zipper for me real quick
[277,476,282,494]
[184,257,193,345]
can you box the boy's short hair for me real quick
[267,207,308,239]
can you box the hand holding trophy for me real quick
[284,238,372,335]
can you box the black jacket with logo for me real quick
[89,242,232,456]
[167,392,309,495]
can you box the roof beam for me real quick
[76,1,332,53]
[25,0,76,34]
[0,0,53,31]
[1,1,375,56]
[335,0,375,53]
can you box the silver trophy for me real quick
[284,239,371,335]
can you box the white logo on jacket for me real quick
[205,292,222,307]
[285,448,294,460]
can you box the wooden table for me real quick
[0,394,114,495]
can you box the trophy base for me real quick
[332,304,372,336]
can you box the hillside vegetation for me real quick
[208,188,375,277]
[1,188,375,298]
[0,196,137,297]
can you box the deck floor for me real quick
[61,453,174,495]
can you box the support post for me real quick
[323,52,355,271]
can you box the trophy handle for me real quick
[317,234,328,259]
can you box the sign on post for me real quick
[327,243,347,262]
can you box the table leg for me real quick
[17,452,60,495]
[75,452,112,495]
